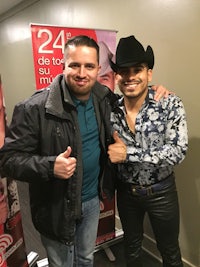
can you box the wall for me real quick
[0,0,199,266]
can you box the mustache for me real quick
[123,79,141,85]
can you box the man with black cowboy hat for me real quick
[108,35,188,267]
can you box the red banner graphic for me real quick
[31,24,116,90]
[0,76,28,267]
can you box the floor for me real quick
[17,181,162,267]
[94,241,162,267]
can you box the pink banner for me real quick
[30,24,116,90]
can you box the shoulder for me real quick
[93,82,117,100]
[12,88,50,119]
[20,74,63,108]
[161,94,184,111]
[148,87,184,109]
[93,81,111,94]
[16,88,49,109]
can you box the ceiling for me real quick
[0,0,25,16]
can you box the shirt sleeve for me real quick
[121,96,188,167]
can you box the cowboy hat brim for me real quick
[109,59,148,72]
[110,43,154,72]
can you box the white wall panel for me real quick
[0,0,199,265]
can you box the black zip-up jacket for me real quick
[0,74,117,245]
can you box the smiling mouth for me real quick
[75,79,88,86]
[123,82,139,89]
[124,79,140,84]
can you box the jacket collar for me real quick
[45,74,73,118]
[45,74,118,118]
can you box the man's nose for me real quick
[78,66,86,77]
[127,69,136,77]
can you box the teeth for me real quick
[124,83,137,88]
[124,82,137,85]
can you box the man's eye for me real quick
[134,68,142,73]
[86,64,95,70]
[117,69,127,75]
[69,63,79,68]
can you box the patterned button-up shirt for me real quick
[111,87,188,185]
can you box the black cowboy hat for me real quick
[110,35,154,72]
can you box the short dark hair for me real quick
[64,35,99,63]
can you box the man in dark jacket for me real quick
[0,35,169,267]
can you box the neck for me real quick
[70,92,91,101]
[124,90,147,112]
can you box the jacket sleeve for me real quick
[0,101,56,183]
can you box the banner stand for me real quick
[95,229,124,261]
[27,251,39,267]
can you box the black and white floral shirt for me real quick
[111,87,188,185]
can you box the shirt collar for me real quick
[71,93,92,108]
[117,86,156,110]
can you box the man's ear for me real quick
[148,69,153,83]
[98,65,101,75]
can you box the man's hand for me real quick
[108,131,127,163]
[152,84,174,101]
[54,146,77,179]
